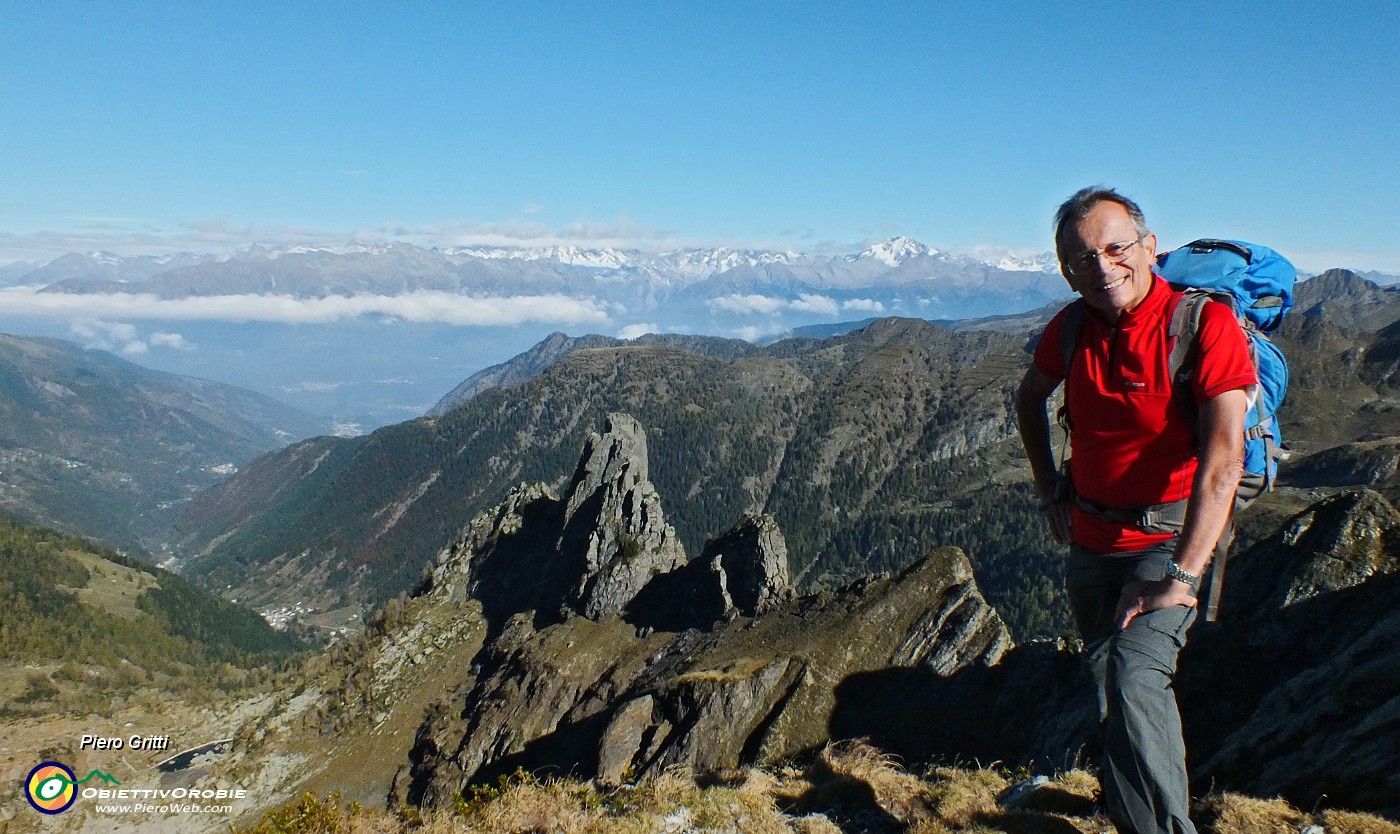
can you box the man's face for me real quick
[1060,201,1157,320]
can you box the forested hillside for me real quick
[0,512,302,715]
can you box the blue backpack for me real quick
[1155,238,1294,505]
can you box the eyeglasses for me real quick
[1064,232,1146,277]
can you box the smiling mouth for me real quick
[1099,276,1127,292]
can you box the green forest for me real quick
[0,511,303,712]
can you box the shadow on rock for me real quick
[831,642,1098,773]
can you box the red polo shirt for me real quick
[1033,276,1257,552]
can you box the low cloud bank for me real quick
[0,287,612,327]
[708,293,885,317]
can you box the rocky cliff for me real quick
[348,413,1012,810]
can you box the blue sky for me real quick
[2,1,1397,272]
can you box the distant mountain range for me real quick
[7,239,1394,430]
[9,237,1075,338]
[0,238,1078,429]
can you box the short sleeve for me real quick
[1193,301,1258,402]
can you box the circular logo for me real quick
[25,762,77,814]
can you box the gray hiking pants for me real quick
[1067,544,1198,834]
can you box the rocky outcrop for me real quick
[597,549,1009,784]
[400,545,1010,805]
[424,413,689,632]
[1283,438,1400,488]
[1222,488,1400,615]
[560,414,688,620]
[699,513,793,617]
[301,395,1400,823]
[377,407,1400,820]
[392,413,1011,808]
[1174,489,1400,815]
[814,488,1400,818]
[1186,569,1400,816]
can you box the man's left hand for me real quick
[1116,578,1197,630]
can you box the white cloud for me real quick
[69,319,139,352]
[842,298,886,313]
[120,341,149,355]
[707,294,787,315]
[0,287,611,327]
[149,331,194,350]
[789,293,840,316]
[617,323,659,340]
[730,322,791,341]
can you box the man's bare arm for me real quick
[1116,387,1247,627]
[1016,365,1070,543]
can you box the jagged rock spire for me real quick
[419,412,688,628]
[560,413,688,620]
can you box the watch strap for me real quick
[1165,560,1201,594]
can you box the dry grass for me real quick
[234,752,1400,834]
[1320,808,1400,834]
[1198,793,1304,834]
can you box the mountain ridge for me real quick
[0,332,326,555]
[174,271,1400,643]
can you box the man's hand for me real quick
[1036,479,1072,544]
[1116,578,1197,630]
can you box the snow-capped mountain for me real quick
[8,250,222,287]
[9,236,1065,321]
[443,244,805,282]
[848,236,938,266]
[9,237,1062,299]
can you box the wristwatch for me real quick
[1164,561,1201,595]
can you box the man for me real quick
[1016,187,1254,834]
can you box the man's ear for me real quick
[1143,231,1158,262]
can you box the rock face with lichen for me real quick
[1221,489,1400,613]
[389,412,1010,808]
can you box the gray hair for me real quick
[1053,186,1150,261]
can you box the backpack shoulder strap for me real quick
[1166,288,1241,624]
[1059,299,1086,378]
[1055,300,1087,437]
[1167,290,1211,426]
[1167,290,1209,379]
